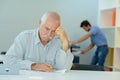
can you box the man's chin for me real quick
[43,38,51,42]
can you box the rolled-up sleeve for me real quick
[54,49,73,71]
[3,32,34,70]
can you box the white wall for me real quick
[0,0,98,64]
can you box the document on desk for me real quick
[54,69,67,73]
[20,69,67,76]
[28,70,67,80]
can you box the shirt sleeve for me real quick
[54,48,73,71]
[89,26,98,35]
[3,32,34,70]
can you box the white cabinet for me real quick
[98,0,120,71]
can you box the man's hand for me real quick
[31,63,54,72]
[71,40,78,45]
[81,50,88,54]
[55,27,68,41]
[55,27,69,52]
[81,42,95,54]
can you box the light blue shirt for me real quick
[3,29,73,70]
[89,25,107,46]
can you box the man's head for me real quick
[80,20,91,32]
[38,11,61,44]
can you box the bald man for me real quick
[4,11,73,72]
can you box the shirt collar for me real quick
[34,28,41,45]
[34,28,56,46]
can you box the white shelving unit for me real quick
[98,0,120,71]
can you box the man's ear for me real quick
[38,20,42,29]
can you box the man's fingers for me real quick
[44,63,52,68]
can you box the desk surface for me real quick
[0,70,120,80]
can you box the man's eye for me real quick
[51,31,55,34]
[45,27,49,31]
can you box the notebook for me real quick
[0,64,20,75]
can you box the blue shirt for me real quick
[89,25,107,46]
[3,29,73,70]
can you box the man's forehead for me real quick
[45,24,58,30]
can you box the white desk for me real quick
[0,70,120,80]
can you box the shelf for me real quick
[99,0,118,10]
[115,28,120,47]
[99,0,120,72]
[100,27,115,29]
[116,26,120,28]
[119,0,120,5]
[113,48,120,68]
[116,7,120,26]
[101,28,115,48]
[105,48,113,66]
[100,8,116,27]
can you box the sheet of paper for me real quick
[54,69,67,73]
[20,69,67,76]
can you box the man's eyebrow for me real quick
[52,30,56,32]
[45,26,50,29]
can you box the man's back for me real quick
[89,25,107,46]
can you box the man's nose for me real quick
[47,31,52,36]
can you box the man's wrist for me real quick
[31,63,37,70]
[76,40,79,44]
[62,40,69,52]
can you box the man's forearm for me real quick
[77,33,91,44]
[62,40,69,52]
[86,43,95,52]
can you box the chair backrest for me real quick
[0,52,6,64]
[1,51,6,55]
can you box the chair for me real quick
[0,51,6,64]
[70,45,80,63]
[1,51,6,55]
[71,63,112,71]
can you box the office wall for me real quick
[0,0,98,64]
